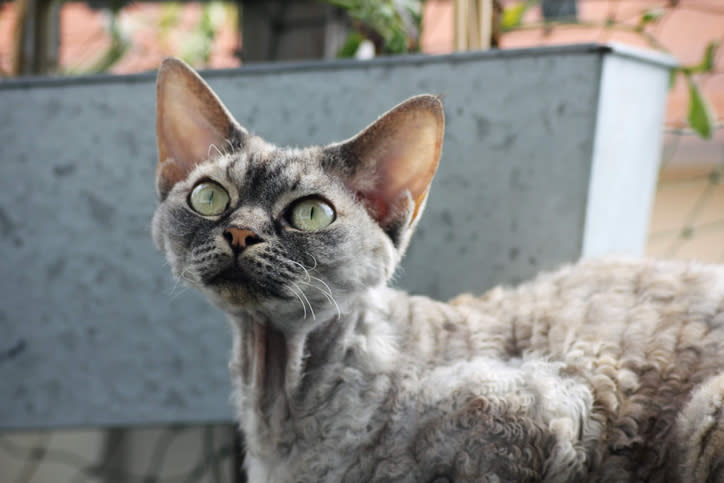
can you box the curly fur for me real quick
[217,259,724,483]
[152,58,724,482]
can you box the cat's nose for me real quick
[223,227,262,252]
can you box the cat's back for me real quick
[410,256,724,380]
[454,257,724,481]
[475,257,724,360]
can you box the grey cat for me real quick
[152,57,724,482]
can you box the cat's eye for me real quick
[288,198,335,232]
[189,181,230,216]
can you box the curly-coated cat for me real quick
[152,57,724,482]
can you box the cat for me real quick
[151,57,724,482]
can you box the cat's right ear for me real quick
[155,57,246,200]
[326,95,444,246]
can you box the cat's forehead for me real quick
[187,142,330,203]
[233,146,326,188]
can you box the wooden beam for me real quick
[454,0,468,51]
[479,0,492,50]
[11,0,60,75]
[454,0,494,52]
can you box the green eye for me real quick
[189,181,230,216]
[289,198,335,232]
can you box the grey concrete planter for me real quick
[0,43,674,429]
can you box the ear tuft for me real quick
[331,94,444,235]
[155,57,246,199]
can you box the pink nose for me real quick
[223,227,262,251]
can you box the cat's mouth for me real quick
[198,254,291,303]
[202,263,291,309]
[208,265,250,285]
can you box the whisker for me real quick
[168,277,186,297]
[307,284,340,319]
[311,277,342,320]
[209,143,224,158]
[299,278,342,320]
[288,283,308,319]
[166,266,183,294]
[169,269,195,298]
[288,260,311,282]
[309,275,334,298]
[292,282,316,320]
[287,257,339,320]
[178,269,196,284]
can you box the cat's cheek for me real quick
[355,235,397,286]
[151,209,170,253]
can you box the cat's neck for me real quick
[227,284,512,410]
[227,286,408,462]
[227,285,517,471]
[229,285,404,395]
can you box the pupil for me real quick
[207,190,214,205]
[309,206,315,219]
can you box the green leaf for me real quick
[378,4,395,20]
[321,0,422,55]
[385,30,408,54]
[689,41,720,74]
[159,3,182,34]
[668,68,678,90]
[207,2,227,31]
[635,7,665,32]
[686,75,716,139]
[501,2,529,31]
[337,32,365,58]
[639,7,665,25]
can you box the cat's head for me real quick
[152,58,444,328]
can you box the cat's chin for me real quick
[201,282,300,318]
[196,272,263,309]
[203,285,333,330]
[203,285,259,309]
[207,266,251,285]
[200,264,279,307]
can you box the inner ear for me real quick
[155,57,247,200]
[330,95,445,230]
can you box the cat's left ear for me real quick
[155,57,247,200]
[328,95,444,242]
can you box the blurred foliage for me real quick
[499,0,720,138]
[326,0,719,138]
[65,0,233,75]
[181,1,230,66]
[685,71,716,139]
[61,0,129,75]
[7,0,719,138]
[336,30,368,57]
[500,0,535,31]
[322,0,424,56]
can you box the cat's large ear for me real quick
[329,95,444,243]
[155,57,247,200]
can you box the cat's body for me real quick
[231,259,724,482]
[152,58,724,482]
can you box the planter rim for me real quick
[0,43,676,90]
[604,42,678,70]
